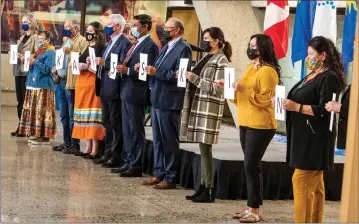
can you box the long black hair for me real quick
[249,34,281,83]
[88,21,106,46]
[203,27,232,62]
[308,36,345,90]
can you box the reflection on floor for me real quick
[1,106,340,223]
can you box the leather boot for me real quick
[192,187,215,203]
[185,185,205,200]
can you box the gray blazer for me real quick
[13,34,38,76]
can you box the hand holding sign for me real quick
[71,52,80,75]
[10,45,18,64]
[224,67,235,99]
[275,85,286,121]
[56,49,65,70]
[177,58,189,88]
[139,53,148,81]
[89,47,97,71]
[109,53,118,80]
[23,51,31,72]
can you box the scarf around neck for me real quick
[33,44,55,59]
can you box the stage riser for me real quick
[142,140,343,201]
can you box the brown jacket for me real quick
[62,33,88,89]
[13,34,38,76]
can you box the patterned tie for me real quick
[123,40,138,65]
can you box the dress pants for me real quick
[199,143,214,188]
[59,79,79,145]
[101,96,123,162]
[239,126,275,208]
[292,169,325,223]
[152,108,180,183]
[15,76,27,120]
[122,101,145,169]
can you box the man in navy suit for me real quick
[111,14,159,177]
[142,17,192,189]
[94,14,132,168]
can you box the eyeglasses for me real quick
[164,26,176,31]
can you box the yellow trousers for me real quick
[292,169,325,223]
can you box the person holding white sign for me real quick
[18,31,56,145]
[10,14,38,137]
[180,27,231,203]
[111,14,159,177]
[141,17,192,190]
[281,36,344,223]
[51,19,88,154]
[226,34,280,223]
[71,22,106,160]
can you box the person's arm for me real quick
[188,55,229,96]
[248,67,278,108]
[155,46,192,82]
[36,51,55,77]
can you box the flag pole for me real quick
[300,59,305,79]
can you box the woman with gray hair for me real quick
[11,14,38,137]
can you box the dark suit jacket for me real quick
[98,34,132,101]
[337,85,350,149]
[119,36,159,106]
[150,37,192,110]
[286,69,342,171]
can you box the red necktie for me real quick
[123,40,138,65]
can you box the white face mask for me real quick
[131,27,140,38]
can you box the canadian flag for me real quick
[264,0,289,59]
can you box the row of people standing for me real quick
[11,13,349,224]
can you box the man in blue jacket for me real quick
[94,14,132,168]
[112,14,159,177]
[141,17,192,189]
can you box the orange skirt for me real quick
[72,71,105,140]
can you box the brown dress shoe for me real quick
[141,177,161,186]
[153,181,176,190]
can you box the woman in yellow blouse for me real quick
[231,34,280,223]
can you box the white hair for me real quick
[109,14,125,32]
[67,19,80,31]
[22,14,38,34]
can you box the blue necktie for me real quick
[155,45,168,67]
[102,39,113,60]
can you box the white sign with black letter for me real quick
[329,93,337,132]
[224,67,235,99]
[89,47,97,71]
[10,45,18,64]
[275,85,286,121]
[109,53,118,80]
[177,58,189,88]
[71,52,80,75]
[23,51,31,72]
[139,53,148,81]
[55,49,64,70]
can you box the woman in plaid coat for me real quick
[180,27,232,203]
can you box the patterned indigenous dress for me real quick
[72,45,105,140]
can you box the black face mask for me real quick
[86,32,95,41]
[200,41,212,52]
[163,30,172,42]
[247,48,259,60]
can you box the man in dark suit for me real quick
[94,14,132,168]
[141,17,192,189]
[111,14,159,177]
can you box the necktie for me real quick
[123,40,138,65]
[154,45,168,67]
[102,39,113,60]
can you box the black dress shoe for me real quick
[83,153,101,160]
[93,156,109,165]
[192,188,215,203]
[120,168,142,177]
[185,185,205,200]
[10,128,19,137]
[101,159,121,168]
[111,165,129,174]
[74,151,90,157]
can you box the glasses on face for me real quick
[164,26,176,31]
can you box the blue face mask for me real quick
[104,26,115,36]
[38,40,43,48]
[131,27,140,38]
[22,24,29,31]
[64,29,72,37]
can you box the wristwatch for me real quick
[299,104,303,113]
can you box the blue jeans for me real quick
[58,79,79,145]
